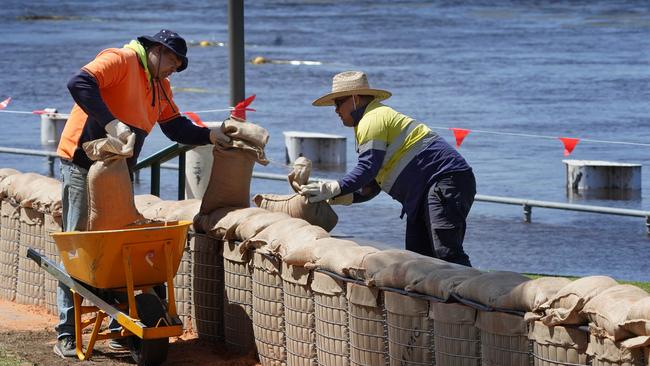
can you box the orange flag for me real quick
[231,94,256,121]
[450,128,471,148]
[559,137,580,156]
[184,111,206,127]
[0,97,11,110]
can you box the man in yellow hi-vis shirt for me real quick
[300,71,476,267]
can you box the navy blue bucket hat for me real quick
[138,29,188,72]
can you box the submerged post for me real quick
[229,0,245,106]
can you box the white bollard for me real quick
[185,121,222,199]
[40,108,69,146]
[283,131,346,168]
[563,159,641,191]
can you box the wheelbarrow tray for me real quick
[51,220,191,289]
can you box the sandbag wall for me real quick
[3,170,650,366]
[192,206,650,366]
[0,170,62,311]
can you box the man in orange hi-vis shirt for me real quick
[53,29,229,358]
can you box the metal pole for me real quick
[151,163,160,197]
[523,204,532,223]
[177,151,185,201]
[228,0,245,106]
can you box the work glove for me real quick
[209,127,231,144]
[105,119,134,142]
[299,180,341,203]
[327,193,353,206]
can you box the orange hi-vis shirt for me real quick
[57,47,180,162]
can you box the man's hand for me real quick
[209,127,231,144]
[105,119,134,142]
[299,181,341,203]
[328,193,353,206]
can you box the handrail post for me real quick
[646,216,649,236]
[177,151,186,200]
[151,163,160,197]
[523,204,532,223]
[47,156,55,177]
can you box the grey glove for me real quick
[209,127,231,144]
[105,119,134,142]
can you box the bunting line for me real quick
[428,125,650,148]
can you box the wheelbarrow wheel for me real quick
[127,293,169,366]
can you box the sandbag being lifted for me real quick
[253,157,338,232]
[199,120,269,214]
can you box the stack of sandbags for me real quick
[587,334,648,366]
[454,271,532,309]
[222,240,256,355]
[253,156,338,232]
[582,285,650,366]
[408,266,484,302]
[384,291,434,366]
[199,118,269,214]
[16,207,44,307]
[475,311,531,366]
[253,194,338,232]
[43,213,62,314]
[347,283,388,366]
[348,249,423,284]
[312,270,350,366]
[3,173,62,309]
[538,276,619,327]
[366,255,457,290]
[193,207,264,239]
[430,302,481,366]
[528,320,589,366]
[193,233,224,342]
[0,168,21,301]
[174,230,194,330]
[251,251,286,365]
[281,262,316,366]
[489,276,578,366]
[454,272,533,365]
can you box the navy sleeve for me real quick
[352,180,381,203]
[159,116,212,145]
[67,70,115,127]
[337,149,385,195]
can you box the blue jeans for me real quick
[56,161,121,339]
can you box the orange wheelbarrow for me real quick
[28,220,191,365]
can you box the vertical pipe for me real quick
[151,163,160,197]
[47,156,54,177]
[178,151,186,200]
[229,0,245,106]
[523,204,532,223]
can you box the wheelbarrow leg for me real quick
[122,245,139,320]
[73,291,108,360]
[164,241,178,318]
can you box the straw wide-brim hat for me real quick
[313,71,391,106]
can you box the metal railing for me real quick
[1,144,649,234]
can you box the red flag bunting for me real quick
[450,128,471,148]
[0,97,11,110]
[559,137,580,156]
[231,94,256,121]
[184,111,206,127]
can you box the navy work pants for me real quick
[405,169,476,267]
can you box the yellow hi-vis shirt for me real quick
[354,99,433,192]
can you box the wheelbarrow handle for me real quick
[27,248,42,267]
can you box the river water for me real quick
[1,0,649,280]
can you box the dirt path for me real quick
[0,300,260,365]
